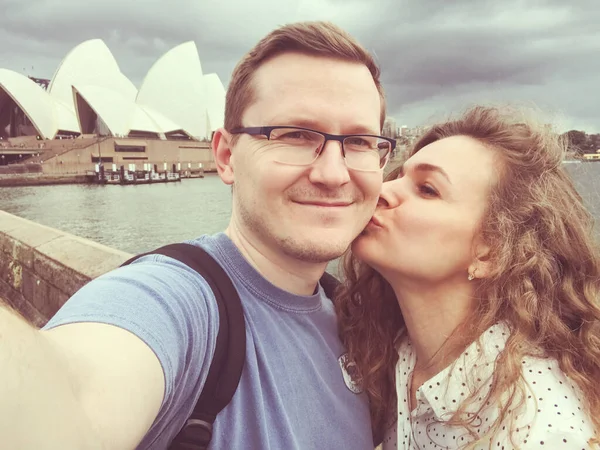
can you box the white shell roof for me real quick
[139,104,184,134]
[54,98,81,133]
[74,85,188,137]
[0,69,58,139]
[49,39,137,104]
[1,39,225,140]
[136,41,209,139]
[74,85,138,136]
[203,73,226,132]
[48,39,137,134]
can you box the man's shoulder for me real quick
[182,232,236,262]
[123,233,230,280]
[44,235,230,331]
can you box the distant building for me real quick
[382,117,397,138]
[0,39,224,171]
[0,39,224,141]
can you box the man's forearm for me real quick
[0,305,102,449]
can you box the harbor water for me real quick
[2,165,600,255]
[0,174,232,253]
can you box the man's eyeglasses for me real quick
[229,126,396,172]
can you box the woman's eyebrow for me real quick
[401,162,452,184]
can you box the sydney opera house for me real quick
[0,39,225,177]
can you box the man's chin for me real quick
[280,234,350,263]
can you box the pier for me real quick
[0,135,214,187]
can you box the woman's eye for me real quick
[418,184,439,197]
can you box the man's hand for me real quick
[0,307,164,450]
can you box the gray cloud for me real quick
[1,0,599,131]
[356,0,600,130]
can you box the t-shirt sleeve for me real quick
[42,254,219,422]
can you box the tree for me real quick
[564,130,589,155]
[588,133,600,152]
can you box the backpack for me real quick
[120,243,340,450]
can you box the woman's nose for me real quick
[377,179,402,209]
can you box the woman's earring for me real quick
[468,269,477,281]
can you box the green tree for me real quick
[564,130,589,155]
[588,134,600,152]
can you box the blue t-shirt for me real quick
[44,233,373,449]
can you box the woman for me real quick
[336,106,600,449]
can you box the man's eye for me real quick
[280,132,303,139]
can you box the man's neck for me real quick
[390,277,476,380]
[225,224,327,296]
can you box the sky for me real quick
[1,0,599,133]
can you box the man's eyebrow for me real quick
[269,118,379,135]
[403,162,452,184]
[341,123,381,135]
[275,118,321,129]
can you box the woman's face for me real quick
[352,135,498,284]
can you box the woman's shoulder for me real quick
[517,356,596,444]
[521,356,584,407]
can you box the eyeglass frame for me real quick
[229,125,397,171]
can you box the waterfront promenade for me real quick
[0,210,131,326]
[0,135,215,187]
[0,173,89,187]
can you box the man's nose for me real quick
[307,140,350,187]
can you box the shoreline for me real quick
[0,174,88,187]
[0,170,218,187]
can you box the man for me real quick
[0,22,393,449]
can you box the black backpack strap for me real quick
[319,271,340,300]
[121,243,246,450]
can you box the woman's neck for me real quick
[391,277,477,380]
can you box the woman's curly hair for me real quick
[335,106,600,446]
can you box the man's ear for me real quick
[212,128,235,185]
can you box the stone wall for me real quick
[0,211,131,327]
[0,174,88,187]
[0,163,43,174]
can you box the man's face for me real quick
[225,52,383,263]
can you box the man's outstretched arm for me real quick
[0,304,165,450]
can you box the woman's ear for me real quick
[469,237,492,279]
[212,128,235,185]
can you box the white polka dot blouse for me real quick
[381,323,597,449]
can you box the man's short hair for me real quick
[224,21,386,132]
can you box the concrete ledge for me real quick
[0,174,88,187]
[0,163,43,175]
[0,210,132,326]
